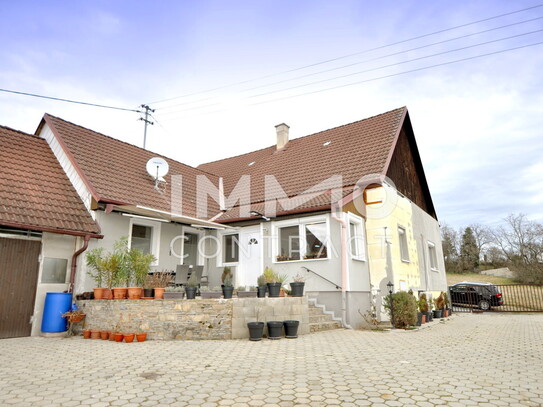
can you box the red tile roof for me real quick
[0,125,100,236]
[199,107,407,220]
[41,114,222,220]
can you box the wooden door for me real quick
[0,237,42,338]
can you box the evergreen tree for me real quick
[460,227,479,272]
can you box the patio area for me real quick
[1,312,542,406]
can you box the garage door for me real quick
[0,237,42,338]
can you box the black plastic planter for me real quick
[247,322,265,341]
[267,321,283,339]
[267,283,281,298]
[222,286,234,299]
[289,282,305,297]
[257,286,267,298]
[433,309,443,318]
[283,320,299,338]
[425,311,433,322]
[416,312,422,326]
[143,288,154,298]
[185,286,197,299]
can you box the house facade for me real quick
[1,106,446,337]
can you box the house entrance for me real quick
[238,227,262,287]
[0,237,42,338]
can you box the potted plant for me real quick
[290,273,305,297]
[442,291,451,317]
[264,267,281,297]
[136,330,147,342]
[247,306,265,341]
[222,276,234,299]
[148,271,173,299]
[237,286,258,298]
[257,274,267,298]
[433,293,444,318]
[127,247,156,299]
[418,293,429,324]
[86,248,107,299]
[185,272,198,299]
[143,275,155,298]
[201,286,222,299]
[163,286,185,299]
[277,273,288,297]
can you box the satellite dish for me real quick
[146,157,169,181]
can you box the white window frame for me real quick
[428,241,439,271]
[272,215,330,263]
[219,232,240,266]
[181,225,205,267]
[128,218,161,266]
[398,225,410,263]
[347,212,366,261]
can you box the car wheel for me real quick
[478,299,490,310]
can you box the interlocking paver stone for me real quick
[1,313,542,406]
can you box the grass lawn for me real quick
[446,272,516,285]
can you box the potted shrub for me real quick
[433,293,444,318]
[277,273,288,297]
[163,286,185,299]
[257,274,267,298]
[150,271,173,299]
[201,286,222,299]
[290,273,305,297]
[185,272,198,299]
[127,247,156,299]
[86,248,106,299]
[384,291,418,329]
[442,291,451,317]
[264,267,281,297]
[222,276,234,298]
[237,286,258,298]
[418,293,429,324]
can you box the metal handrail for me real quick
[301,266,341,290]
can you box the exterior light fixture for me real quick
[250,211,270,221]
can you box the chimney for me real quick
[275,123,290,150]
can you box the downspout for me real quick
[69,235,91,293]
[331,206,353,329]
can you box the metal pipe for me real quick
[69,235,91,293]
[331,207,353,329]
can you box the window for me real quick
[41,258,68,284]
[348,214,366,260]
[223,234,239,263]
[398,226,409,262]
[275,217,328,262]
[131,224,152,254]
[428,241,438,270]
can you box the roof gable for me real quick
[0,125,100,235]
[39,114,222,220]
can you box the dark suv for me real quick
[449,282,503,310]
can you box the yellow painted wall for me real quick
[364,185,422,292]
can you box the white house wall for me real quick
[38,124,94,216]
[31,232,78,336]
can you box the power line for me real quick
[146,3,543,106]
[156,40,543,122]
[155,28,543,118]
[0,88,142,113]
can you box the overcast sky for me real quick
[1,1,542,229]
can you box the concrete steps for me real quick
[308,301,342,333]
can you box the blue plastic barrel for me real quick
[41,292,73,333]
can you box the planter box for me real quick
[163,292,185,300]
[237,291,257,298]
[201,291,222,299]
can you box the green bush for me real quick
[384,291,418,328]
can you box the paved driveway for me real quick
[1,313,542,406]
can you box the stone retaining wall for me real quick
[76,296,308,340]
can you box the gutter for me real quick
[331,205,353,329]
[69,235,91,293]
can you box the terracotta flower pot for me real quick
[114,333,124,342]
[90,330,101,339]
[112,287,128,299]
[102,288,113,300]
[124,333,135,343]
[136,333,147,342]
[83,329,91,339]
[93,288,105,300]
[100,331,110,340]
[154,287,165,299]
[127,287,142,300]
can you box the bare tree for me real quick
[469,223,492,262]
